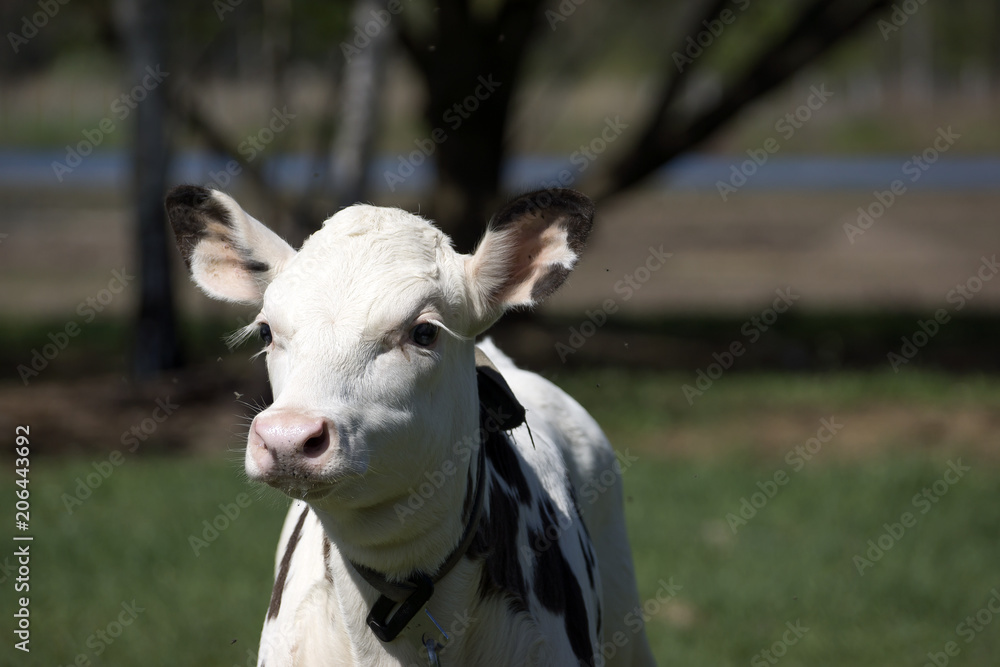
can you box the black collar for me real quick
[351,350,526,643]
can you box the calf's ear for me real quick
[165,186,296,304]
[465,189,593,335]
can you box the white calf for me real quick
[166,186,656,666]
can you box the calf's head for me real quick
[166,186,592,507]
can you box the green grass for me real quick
[1,457,291,667]
[625,457,1000,666]
[3,370,1000,666]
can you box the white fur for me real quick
[178,190,655,666]
[189,197,296,303]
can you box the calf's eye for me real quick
[410,322,439,347]
[258,323,273,346]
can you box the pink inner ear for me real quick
[494,214,577,307]
[190,233,265,304]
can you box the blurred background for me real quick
[2,0,999,665]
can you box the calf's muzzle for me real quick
[248,410,336,481]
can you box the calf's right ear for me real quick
[165,186,296,304]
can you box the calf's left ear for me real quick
[165,186,296,304]
[464,189,594,335]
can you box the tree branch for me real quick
[590,0,891,202]
[396,20,429,75]
[496,0,546,63]
[652,0,732,122]
[163,84,278,202]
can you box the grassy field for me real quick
[2,370,999,666]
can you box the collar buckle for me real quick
[366,574,434,643]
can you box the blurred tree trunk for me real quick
[262,0,292,103]
[398,0,543,253]
[397,0,891,246]
[330,0,392,210]
[899,5,933,108]
[114,0,181,379]
[994,2,1000,84]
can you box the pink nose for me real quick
[248,410,335,478]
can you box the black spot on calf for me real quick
[244,259,270,273]
[532,538,594,665]
[484,430,532,504]
[469,478,529,615]
[164,185,236,269]
[530,498,594,666]
[530,265,572,304]
[322,535,333,583]
[267,507,308,620]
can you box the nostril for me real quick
[253,412,333,467]
[302,429,329,458]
